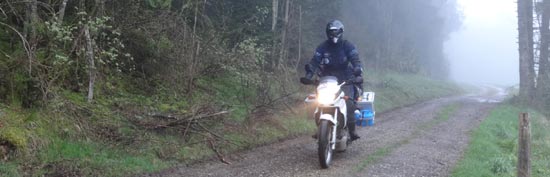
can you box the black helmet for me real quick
[326,20,344,44]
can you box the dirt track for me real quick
[141,86,506,177]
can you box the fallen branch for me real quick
[194,111,230,120]
[150,113,180,120]
[208,138,231,165]
[181,116,195,140]
[141,110,229,130]
[196,122,243,147]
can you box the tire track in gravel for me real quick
[359,99,495,177]
[141,88,504,177]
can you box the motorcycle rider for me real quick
[300,20,363,141]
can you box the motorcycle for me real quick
[303,76,357,169]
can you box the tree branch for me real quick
[0,21,34,71]
[0,7,7,18]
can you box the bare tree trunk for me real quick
[378,1,394,71]
[187,0,200,94]
[295,5,302,71]
[269,0,280,71]
[29,0,37,44]
[537,0,550,107]
[99,0,105,17]
[25,0,38,107]
[187,0,205,94]
[84,26,96,103]
[272,0,279,32]
[518,0,536,104]
[278,0,290,69]
[57,0,69,24]
[193,0,199,36]
[539,0,550,81]
[24,0,38,75]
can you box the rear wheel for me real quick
[318,120,333,169]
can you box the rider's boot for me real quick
[348,120,360,141]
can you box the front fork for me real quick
[317,108,341,150]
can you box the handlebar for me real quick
[300,77,362,86]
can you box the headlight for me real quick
[318,91,336,105]
[316,80,340,105]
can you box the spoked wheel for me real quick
[318,120,333,169]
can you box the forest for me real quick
[0,0,461,108]
[0,0,473,176]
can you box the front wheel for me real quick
[318,120,333,169]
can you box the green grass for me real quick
[281,113,317,135]
[0,162,21,177]
[37,138,172,176]
[451,104,550,177]
[0,103,176,176]
[0,72,463,176]
[366,72,462,112]
[199,75,257,123]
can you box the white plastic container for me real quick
[356,92,375,126]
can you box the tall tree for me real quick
[272,0,279,32]
[57,0,69,24]
[536,0,550,108]
[84,25,96,103]
[518,0,536,103]
[278,0,290,69]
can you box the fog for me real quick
[445,0,519,86]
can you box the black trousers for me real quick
[341,84,360,130]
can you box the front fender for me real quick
[319,114,337,125]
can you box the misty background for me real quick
[5,0,550,176]
[445,0,519,86]
[341,0,462,79]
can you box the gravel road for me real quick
[141,87,506,177]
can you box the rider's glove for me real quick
[353,75,363,84]
[300,77,314,85]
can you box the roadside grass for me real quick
[0,162,20,177]
[0,75,312,176]
[451,104,550,177]
[366,72,461,112]
[0,72,462,176]
[38,138,173,176]
[0,99,176,176]
[355,103,460,171]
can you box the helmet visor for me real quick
[327,29,342,38]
